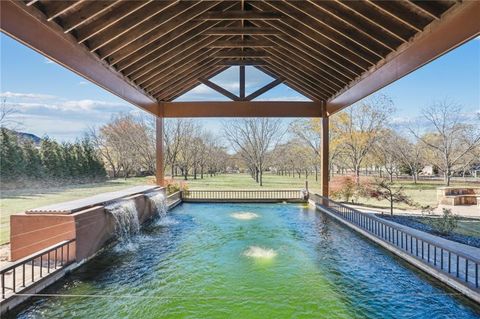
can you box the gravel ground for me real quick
[377,215,480,248]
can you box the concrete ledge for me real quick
[26,185,159,214]
[10,187,166,261]
[313,202,480,304]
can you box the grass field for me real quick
[1,173,478,244]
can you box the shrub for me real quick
[368,178,411,215]
[423,207,459,235]
[164,179,189,195]
[329,175,371,203]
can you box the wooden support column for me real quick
[155,116,165,186]
[320,104,329,198]
[239,65,246,100]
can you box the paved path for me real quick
[346,203,479,218]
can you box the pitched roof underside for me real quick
[16,0,464,104]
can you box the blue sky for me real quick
[1,33,479,141]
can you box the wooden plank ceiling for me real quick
[7,0,473,113]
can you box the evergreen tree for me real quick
[81,137,106,179]
[0,128,25,181]
[22,139,43,178]
[40,136,63,179]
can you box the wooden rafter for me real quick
[199,78,240,101]
[2,0,472,112]
[209,39,274,48]
[160,101,322,117]
[245,78,283,101]
[204,26,280,35]
[198,10,281,21]
[219,59,266,66]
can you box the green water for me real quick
[11,203,480,318]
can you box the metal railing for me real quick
[311,194,479,291]
[0,239,75,299]
[182,189,305,201]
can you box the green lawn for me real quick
[0,177,152,244]
[1,173,478,244]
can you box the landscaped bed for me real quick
[377,214,480,248]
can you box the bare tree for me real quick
[92,114,155,178]
[394,134,425,184]
[0,98,19,129]
[332,94,394,183]
[223,118,284,186]
[373,130,401,182]
[164,119,187,177]
[411,100,480,185]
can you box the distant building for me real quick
[420,165,434,176]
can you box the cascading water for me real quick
[146,191,168,219]
[105,200,140,243]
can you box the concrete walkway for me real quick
[346,203,480,218]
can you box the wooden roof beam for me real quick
[153,62,222,99]
[204,27,280,35]
[75,1,152,43]
[0,0,158,115]
[249,3,370,73]
[160,101,323,118]
[244,79,283,101]
[336,0,414,42]
[198,11,281,20]
[43,0,85,22]
[286,1,393,57]
[143,50,220,92]
[101,1,232,63]
[167,67,228,101]
[133,35,232,84]
[85,1,181,52]
[219,59,266,66]
[209,39,275,48]
[215,49,269,58]
[61,1,120,33]
[199,78,241,101]
[257,63,326,101]
[264,47,340,94]
[259,1,379,65]
[255,65,319,103]
[148,58,219,96]
[327,0,479,115]
[161,66,228,101]
[263,60,331,100]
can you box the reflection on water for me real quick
[243,246,277,259]
[10,203,480,319]
[231,212,259,220]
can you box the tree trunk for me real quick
[259,171,263,186]
[390,194,394,216]
[355,166,360,185]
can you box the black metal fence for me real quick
[0,239,75,299]
[311,194,479,291]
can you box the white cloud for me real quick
[78,81,89,85]
[0,91,56,99]
[44,58,55,64]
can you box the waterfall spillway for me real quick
[105,200,140,243]
[146,191,167,219]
